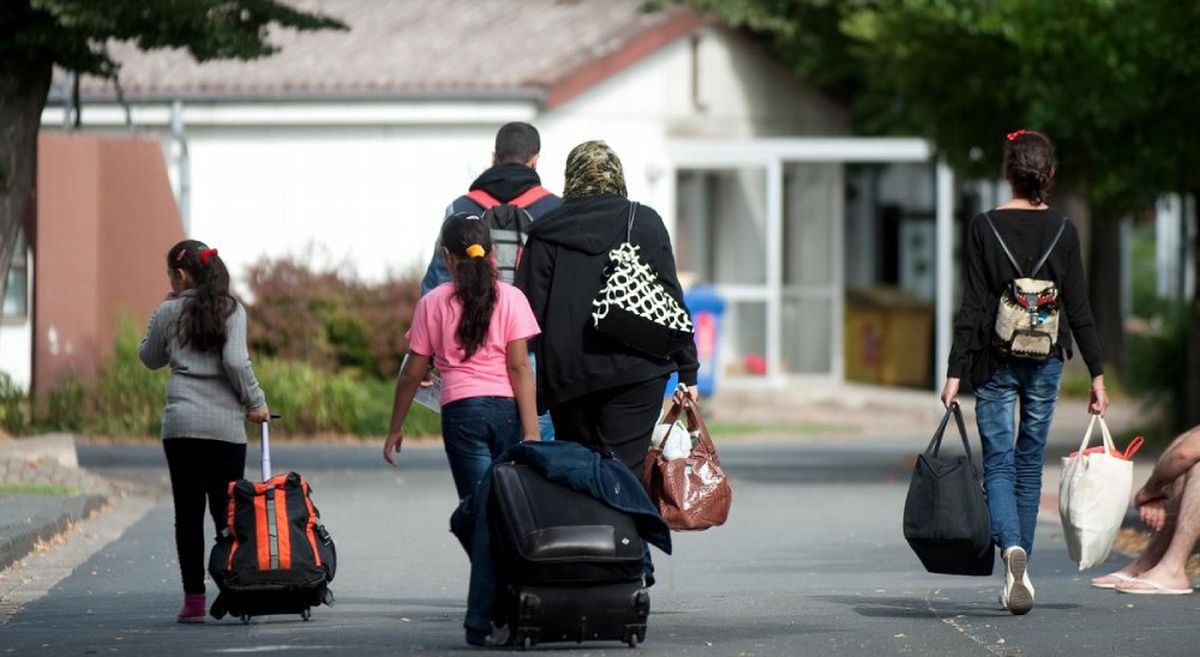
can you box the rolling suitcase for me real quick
[209,419,337,623]
[490,463,650,649]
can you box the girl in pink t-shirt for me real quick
[382,213,541,499]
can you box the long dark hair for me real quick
[1003,130,1056,205]
[441,214,497,359]
[167,239,236,351]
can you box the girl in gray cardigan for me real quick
[140,239,269,623]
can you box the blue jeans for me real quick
[974,356,1063,555]
[441,397,524,500]
[529,353,555,441]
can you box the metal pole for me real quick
[260,422,272,482]
[62,71,75,130]
[765,158,784,385]
[170,100,191,234]
[934,160,955,392]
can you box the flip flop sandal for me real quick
[1090,572,1136,589]
[1114,577,1194,595]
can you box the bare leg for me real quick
[1118,463,1200,591]
[1091,481,1182,585]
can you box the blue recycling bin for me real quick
[666,286,725,397]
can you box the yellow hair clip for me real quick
[466,244,486,259]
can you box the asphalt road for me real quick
[1,439,1196,656]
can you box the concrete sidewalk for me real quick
[709,383,1145,448]
[0,435,112,572]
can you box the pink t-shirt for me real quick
[406,282,541,405]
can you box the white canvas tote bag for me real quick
[1058,416,1138,570]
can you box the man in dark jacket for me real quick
[419,122,561,294]
[419,122,560,440]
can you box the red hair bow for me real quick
[199,248,219,265]
[1006,129,1028,141]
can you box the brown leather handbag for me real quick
[641,386,732,531]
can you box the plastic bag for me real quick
[652,420,691,460]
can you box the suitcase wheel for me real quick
[209,595,228,620]
[322,588,336,606]
[516,630,537,651]
[622,627,644,648]
[301,608,311,622]
[241,614,251,625]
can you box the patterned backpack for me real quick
[986,212,1068,360]
[591,202,694,359]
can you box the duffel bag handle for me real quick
[925,402,973,464]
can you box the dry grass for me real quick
[1111,528,1200,576]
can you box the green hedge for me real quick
[35,315,440,439]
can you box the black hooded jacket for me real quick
[450,162,560,217]
[515,194,699,408]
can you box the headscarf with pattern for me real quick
[562,140,628,199]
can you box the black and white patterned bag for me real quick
[591,202,694,359]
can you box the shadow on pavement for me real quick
[814,594,1081,620]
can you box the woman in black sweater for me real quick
[516,141,699,475]
[941,130,1109,615]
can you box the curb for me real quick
[0,494,107,572]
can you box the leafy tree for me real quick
[671,0,1200,415]
[0,0,345,309]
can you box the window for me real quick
[2,230,28,321]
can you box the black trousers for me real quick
[548,375,669,475]
[162,438,247,595]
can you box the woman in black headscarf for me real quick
[515,140,698,475]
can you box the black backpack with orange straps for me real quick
[208,424,337,623]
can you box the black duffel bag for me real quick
[902,402,994,576]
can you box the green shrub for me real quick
[232,358,440,438]
[44,368,85,432]
[1059,365,1123,400]
[244,256,420,379]
[88,315,169,436]
[1126,300,1189,439]
[0,372,31,435]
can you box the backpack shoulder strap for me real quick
[508,185,551,208]
[983,211,1024,277]
[1030,217,1068,278]
[465,189,501,210]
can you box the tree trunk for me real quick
[0,58,52,314]
[1188,191,1200,427]
[1088,206,1125,376]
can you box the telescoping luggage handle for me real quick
[259,414,283,482]
[925,402,974,463]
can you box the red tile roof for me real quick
[65,0,701,105]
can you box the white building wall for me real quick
[538,27,847,234]
[38,27,845,295]
[0,249,34,389]
[184,124,510,289]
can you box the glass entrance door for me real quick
[674,161,842,384]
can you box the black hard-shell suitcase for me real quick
[491,463,650,649]
[208,419,337,623]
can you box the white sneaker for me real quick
[1002,546,1034,615]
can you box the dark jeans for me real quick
[548,375,669,476]
[162,438,247,595]
[974,356,1063,555]
[442,396,524,500]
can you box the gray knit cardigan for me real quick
[139,291,267,443]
